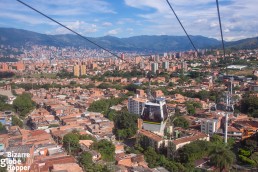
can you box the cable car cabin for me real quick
[141,97,169,136]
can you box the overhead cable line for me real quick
[216,0,226,59]
[165,0,199,57]
[17,0,122,60]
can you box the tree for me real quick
[63,133,80,154]
[144,147,160,168]
[240,92,258,117]
[0,122,6,133]
[173,117,189,129]
[0,95,13,111]
[56,69,73,79]
[13,93,35,117]
[69,81,76,85]
[79,134,96,142]
[114,110,138,140]
[197,90,210,100]
[177,140,211,164]
[167,142,176,160]
[209,145,235,172]
[79,152,93,169]
[92,140,115,162]
[124,84,140,92]
[97,83,111,89]
[186,104,195,115]
[244,139,257,153]
[11,115,23,128]
[210,134,223,144]
[87,98,125,119]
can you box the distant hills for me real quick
[0,28,257,52]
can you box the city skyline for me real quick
[0,0,257,41]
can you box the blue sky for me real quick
[0,0,257,41]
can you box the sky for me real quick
[0,0,257,41]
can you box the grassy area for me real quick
[26,73,57,79]
[228,69,254,76]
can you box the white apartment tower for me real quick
[151,62,159,74]
[128,95,148,116]
[201,119,218,135]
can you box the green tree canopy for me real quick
[114,110,138,140]
[92,140,115,162]
[173,116,189,129]
[11,115,23,128]
[79,134,96,142]
[144,147,161,168]
[79,152,110,172]
[0,122,6,133]
[13,93,35,117]
[124,84,140,92]
[177,140,211,164]
[63,133,80,154]
[209,145,235,172]
[79,152,93,168]
[0,95,13,111]
[240,92,258,117]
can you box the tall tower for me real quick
[151,62,158,74]
[80,63,86,76]
[162,61,169,70]
[73,63,80,77]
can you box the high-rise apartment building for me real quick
[73,64,80,77]
[151,62,158,74]
[162,61,169,69]
[201,119,220,135]
[80,63,86,76]
[128,95,148,116]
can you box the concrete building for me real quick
[80,63,86,76]
[201,119,219,135]
[73,64,80,77]
[151,62,158,74]
[128,95,147,116]
[162,61,169,70]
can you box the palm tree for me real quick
[209,144,235,172]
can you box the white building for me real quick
[162,61,169,69]
[128,95,148,116]
[227,65,247,70]
[201,119,219,135]
[151,62,159,74]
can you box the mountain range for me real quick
[0,28,258,52]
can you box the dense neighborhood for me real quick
[0,44,258,172]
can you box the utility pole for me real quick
[224,77,234,144]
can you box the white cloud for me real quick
[0,12,53,25]
[224,28,230,33]
[26,0,116,15]
[106,29,121,35]
[124,0,258,40]
[102,22,112,27]
[0,0,257,40]
[49,20,98,35]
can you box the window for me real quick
[142,105,162,122]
